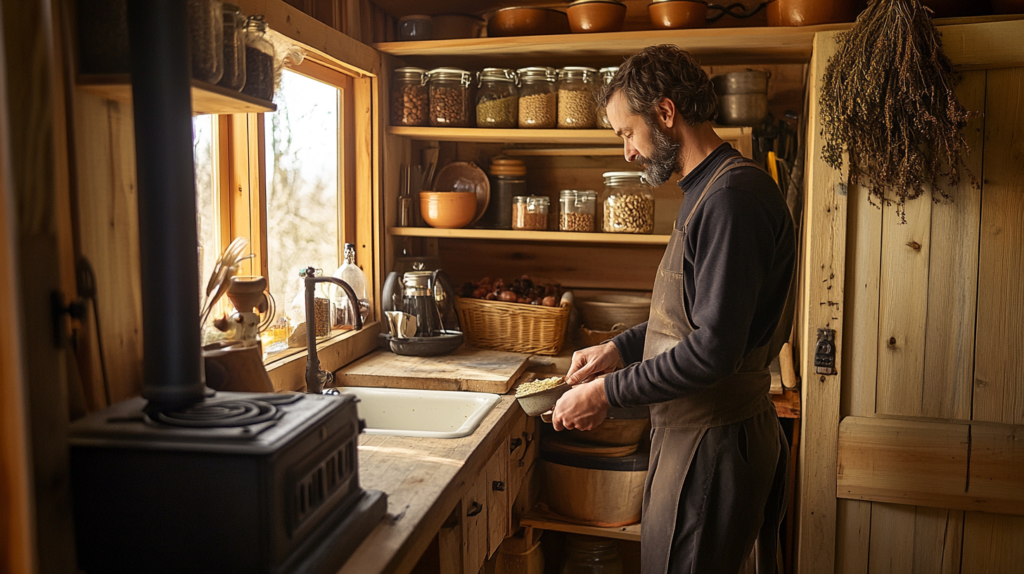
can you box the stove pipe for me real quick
[126,0,205,410]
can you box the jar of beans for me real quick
[217,4,246,91]
[512,195,550,231]
[598,66,619,129]
[188,0,225,84]
[390,67,429,126]
[517,67,558,129]
[557,67,598,129]
[559,189,597,232]
[600,171,654,234]
[241,16,275,101]
[476,68,518,128]
[427,67,473,127]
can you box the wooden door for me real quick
[796,20,1024,574]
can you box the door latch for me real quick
[814,328,836,375]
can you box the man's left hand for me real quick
[551,377,610,431]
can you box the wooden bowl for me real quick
[575,291,651,331]
[648,0,708,29]
[566,416,650,446]
[542,450,649,526]
[567,0,627,34]
[488,6,571,37]
[420,191,477,229]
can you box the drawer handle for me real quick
[492,481,505,492]
[466,501,483,517]
[509,438,523,452]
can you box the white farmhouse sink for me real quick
[335,387,500,439]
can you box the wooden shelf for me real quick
[388,126,749,145]
[390,227,670,245]
[77,75,277,115]
[521,509,641,542]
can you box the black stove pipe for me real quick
[126,0,205,410]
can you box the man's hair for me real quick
[598,44,717,126]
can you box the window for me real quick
[193,115,222,320]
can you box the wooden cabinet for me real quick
[484,436,510,558]
[461,469,488,574]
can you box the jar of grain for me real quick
[559,189,597,232]
[517,67,558,129]
[390,67,429,126]
[188,0,225,84]
[557,67,598,129]
[217,4,246,91]
[427,68,473,127]
[241,16,275,101]
[598,66,619,129]
[600,171,654,234]
[512,195,550,231]
[476,68,518,128]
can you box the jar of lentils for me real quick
[598,66,619,129]
[427,67,473,127]
[559,190,597,232]
[217,4,246,91]
[476,68,518,128]
[517,67,557,129]
[187,0,225,84]
[390,67,429,126]
[512,195,550,231]
[240,15,275,101]
[557,67,598,129]
[601,171,654,234]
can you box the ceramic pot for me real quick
[767,0,864,26]
[648,0,708,29]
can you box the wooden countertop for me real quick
[336,394,522,574]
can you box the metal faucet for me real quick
[303,267,363,393]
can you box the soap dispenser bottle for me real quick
[331,243,369,329]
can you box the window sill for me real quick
[265,321,380,392]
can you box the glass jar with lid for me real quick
[559,189,597,232]
[241,15,275,101]
[427,68,473,127]
[476,68,518,128]
[512,195,550,231]
[483,156,527,229]
[557,67,598,129]
[390,67,429,126]
[217,3,246,91]
[597,66,619,129]
[561,535,623,574]
[517,67,558,129]
[187,0,225,84]
[601,171,654,234]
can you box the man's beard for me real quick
[635,117,682,187]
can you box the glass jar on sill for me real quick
[557,67,598,129]
[427,67,473,127]
[512,195,549,231]
[598,66,619,129]
[241,15,275,101]
[561,535,623,574]
[188,0,225,84]
[476,68,518,128]
[517,67,557,129]
[390,67,429,126]
[601,171,654,234]
[559,189,597,232]
[217,3,246,91]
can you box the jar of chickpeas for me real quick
[600,171,654,234]
[517,67,557,129]
[390,67,428,126]
[557,67,598,129]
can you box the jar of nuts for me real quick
[559,189,597,232]
[390,67,429,126]
[517,67,558,129]
[476,68,518,128]
[426,67,473,127]
[600,171,654,234]
[597,66,619,129]
[512,195,550,231]
[557,67,598,129]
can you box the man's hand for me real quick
[551,378,610,431]
[565,343,622,386]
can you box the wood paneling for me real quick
[867,504,963,574]
[967,423,1024,509]
[960,512,1024,574]
[835,500,871,574]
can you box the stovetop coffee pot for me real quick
[382,264,458,338]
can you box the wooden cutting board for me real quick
[334,347,531,394]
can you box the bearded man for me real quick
[551,45,795,574]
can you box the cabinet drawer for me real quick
[462,473,488,574]
[485,436,510,559]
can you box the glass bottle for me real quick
[512,195,550,231]
[517,67,558,129]
[600,171,654,234]
[241,15,275,102]
[187,0,224,84]
[331,243,370,330]
[598,66,619,129]
[482,156,526,229]
[217,3,246,91]
[476,68,518,128]
[390,67,429,126]
[561,535,623,574]
[426,68,473,127]
[557,67,598,129]
[559,189,597,232]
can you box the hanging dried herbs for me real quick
[820,0,977,221]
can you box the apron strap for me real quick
[682,157,762,232]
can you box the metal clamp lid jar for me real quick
[601,171,654,234]
[517,67,558,129]
[426,67,473,127]
[557,67,598,129]
[512,195,550,231]
[391,67,429,126]
[476,68,519,128]
[559,189,597,232]
[241,16,275,101]
[218,3,246,91]
[597,66,619,128]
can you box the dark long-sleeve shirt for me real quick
[604,143,795,408]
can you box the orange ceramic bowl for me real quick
[420,191,477,229]
[648,0,707,29]
[488,6,571,37]
[567,0,627,33]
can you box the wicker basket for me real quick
[455,292,572,356]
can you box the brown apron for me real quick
[640,157,788,573]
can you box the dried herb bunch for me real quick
[820,0,976,219]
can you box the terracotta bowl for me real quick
[420,192,478,229]
[432,161,490,224]
[648,0,708,30]
[766,0,864,26]
[488,6,571,37]
[567,1,627,33]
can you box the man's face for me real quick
[606,92,682,187]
